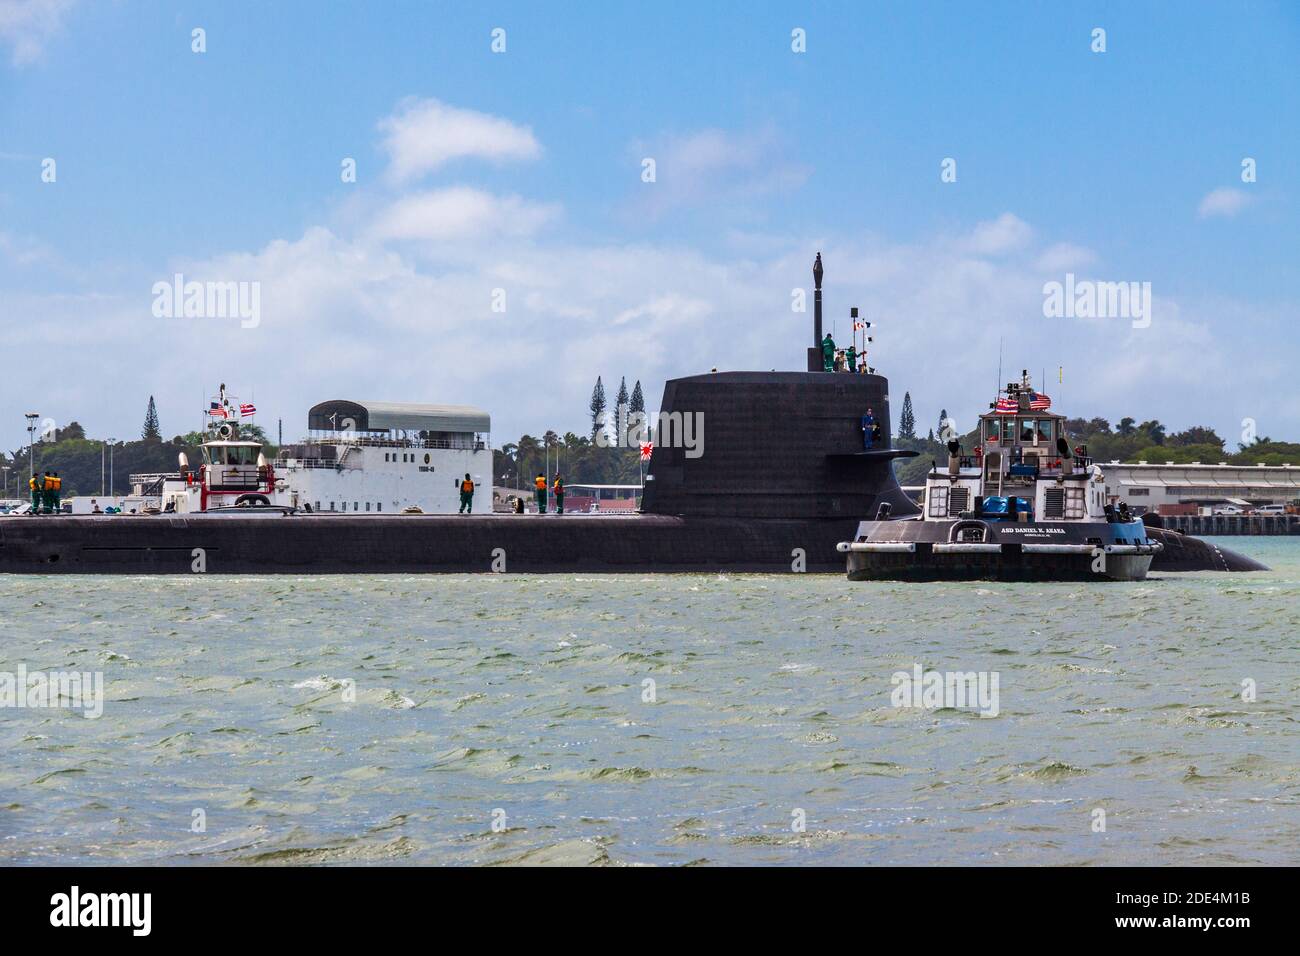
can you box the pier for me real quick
[1157,513,1299,535]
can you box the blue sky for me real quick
[1,0,1297,452]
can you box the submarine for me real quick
[0,255,1265,575]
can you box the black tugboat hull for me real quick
[841,516,1180,582]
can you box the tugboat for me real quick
[837,371,1162,581]
[156,384,282,514]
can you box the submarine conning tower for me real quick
[640,253,920,520]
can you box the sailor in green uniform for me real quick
[821,333,836,372]
[49,472,62,514]
[534,473,548,514]
[458,473,474,513]
[553,474,565,514]
[845,344,856,373]
[41,471,54,514]
[29,473,41,514]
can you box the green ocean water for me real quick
[1,537,1297,866]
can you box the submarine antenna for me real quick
[808,252,824,371]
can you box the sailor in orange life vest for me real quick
[552,474,565,514]
[458,473,475,513]
[534,473,548,514]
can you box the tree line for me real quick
[1,396,277,500]
[493,376,647,488]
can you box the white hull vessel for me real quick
[131,391,494,516]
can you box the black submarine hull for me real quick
[0,371,1265,574]
[0,513,1263,575]
[0,513,871,574]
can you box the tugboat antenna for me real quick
[996,337,1003,397]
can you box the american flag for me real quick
[639,441,653,461]
[207,403,228,419]
[994,396,1018,413]
[1028,392,1051,410]
[240,403,257,418]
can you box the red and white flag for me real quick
[240,403,257,418]
[994,396,1018,413]
[639,441,653,461]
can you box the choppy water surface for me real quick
[2,537,1297,866]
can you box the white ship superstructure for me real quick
[274,400,491,514]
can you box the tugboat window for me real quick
[928,486,949,518]
[1001,419,1016,443]
[984,420,999,442]
[1019,419,1035,442]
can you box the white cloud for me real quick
[631,126,810,217]
[960,213,1033,256]
[5,212,1292,453]
[1197,187,1253,219]
[2,98,1290,452]
[0,229,54,267]
[378,98,541,183]
[1034,242,1097,273]
[365,187,559,243]
[0,0,75,66]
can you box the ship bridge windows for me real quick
[204,444,260,465]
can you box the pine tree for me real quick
[615,377,630,445]
[937,408,949,438]
[898,392,916,442]
[142,396,162,442]
[589,377,607,442]
[629,380,647,442]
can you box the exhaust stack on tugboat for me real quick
[838,370,1163,581]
